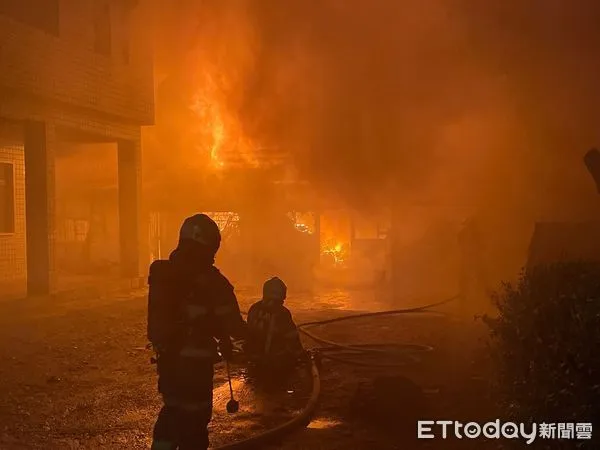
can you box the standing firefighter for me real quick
[245,277,306,371]
[148,214,246,450]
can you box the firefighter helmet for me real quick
[179,214,221,253]
[263,277,287,301]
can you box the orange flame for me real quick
[321,240,348,266]
[189,71,259,170]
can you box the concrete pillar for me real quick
[24,121,56,295]
[118,138,144,277]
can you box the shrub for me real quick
[484,261,600,449]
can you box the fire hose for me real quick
[211,294,457,449]
[297,295,457,367]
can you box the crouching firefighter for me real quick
[245,277,306,374]
[147,214,247,450]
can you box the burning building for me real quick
[0,0,153,297]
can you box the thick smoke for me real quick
[150,0,600,212]
[195,0,482,209]
[145,0,600,287]
[149,1,475,207]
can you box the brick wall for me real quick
[0,0,154,125]
[0,0,153,295]
[0,123,26,294]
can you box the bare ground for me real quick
[0,287,495,449]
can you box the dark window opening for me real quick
[94,1,112,56]
[0,0,59,36]
[0,163,15,234]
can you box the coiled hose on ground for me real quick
[298,295,457,367]
[212,294,457,449]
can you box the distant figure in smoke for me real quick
[244,277,306,374]
[147,214,247,450]
[458,217,490,313]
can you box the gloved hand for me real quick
[218,337,234,361]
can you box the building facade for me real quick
[0,0,154,296]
